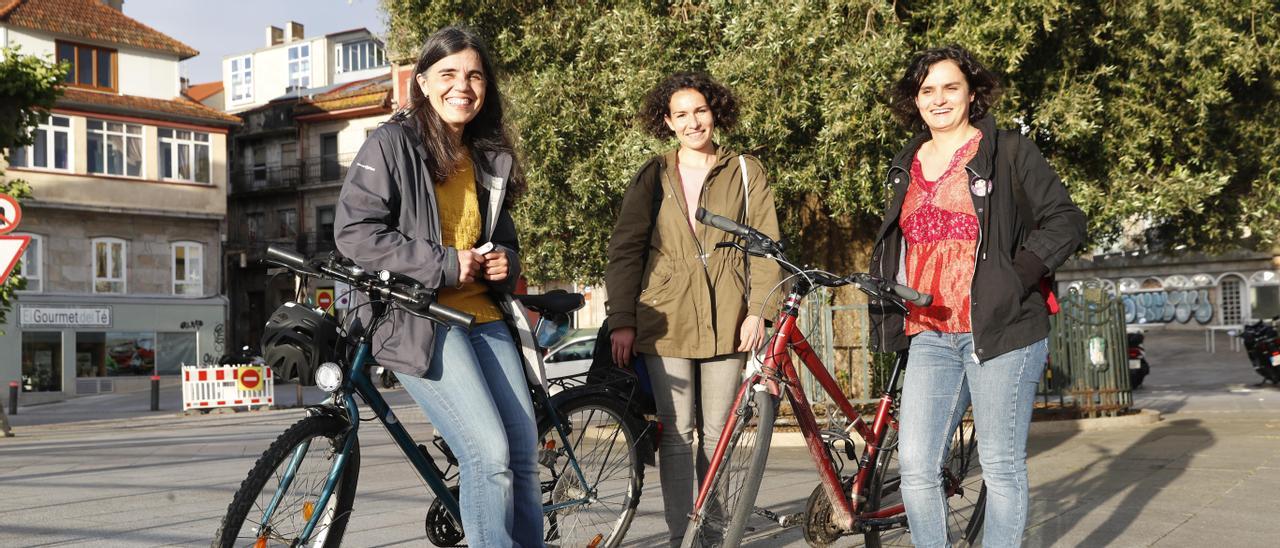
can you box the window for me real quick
[288,44,310,90]
[316,206,335,242]
[77,332,155,377]
[14,233,42,292]
[277,208,297,239]
[280,141,298,166]
[9,115,71,171]
[92,237,126,294]
[22,332,62,391]
[56,41,115,90]
[246,212,265,241]
[339,39,386,73]
[159,128,211,183]
[87,120,143,177]
[251,144,267,183]
[231,55,252,102]
[172,242,203,296]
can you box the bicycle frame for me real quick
[693,279,909,533]
[255,299,596,541]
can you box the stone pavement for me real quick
[1,330,1278,547]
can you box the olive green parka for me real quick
[605,147,783,359]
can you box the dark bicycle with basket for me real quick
[213,246,655,547]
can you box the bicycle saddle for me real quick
[515,290,584,315]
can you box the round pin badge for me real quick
[971,178,991,197]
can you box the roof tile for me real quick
[59,87,240,126]
[1,0,198,59]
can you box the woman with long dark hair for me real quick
[335,26,539,547]
[870,45,1086,547]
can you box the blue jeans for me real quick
[395,320,542,548]
[898,332,1047,548]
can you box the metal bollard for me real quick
[8,381,17,416]
[150,375,160,411]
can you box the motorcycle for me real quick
[1234,316,1280,384]
[1127,330,1150,389]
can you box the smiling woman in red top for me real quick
[869,46,1087,547]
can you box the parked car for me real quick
[543,334,596,380]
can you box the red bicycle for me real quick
[681,208,986,547]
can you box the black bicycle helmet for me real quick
[261,301,341,386]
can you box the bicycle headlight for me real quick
[315,362,344,393]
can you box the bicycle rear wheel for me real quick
[866,413,986,547]
[538,393,644,548]
[681,386,776,548]
[214,415,359,548]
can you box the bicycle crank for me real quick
[425,485,465,546]
[802,484,845,546]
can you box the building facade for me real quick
[0,0,238,401]
[1059,249,1280,329]
[221,23,392,351]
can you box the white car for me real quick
[543,335,596,380]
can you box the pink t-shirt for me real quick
[677,164,710,231]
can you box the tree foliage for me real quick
[0,47,65,328]
[381,0,1280,283]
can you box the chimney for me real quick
[266,26,283,47]
[100,0,124,11]
[285,21,304,43]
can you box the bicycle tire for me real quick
[537,393,644,548]
[866,415,986,547]
[681,387,775,548]
[213,415,360,548]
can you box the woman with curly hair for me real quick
[870,45,1086,547]
[604,71,783,546]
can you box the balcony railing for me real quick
[225,231,338,263]
[230,153,358,195]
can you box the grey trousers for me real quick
[643,352,745,545]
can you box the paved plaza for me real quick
[2,330,1279,547]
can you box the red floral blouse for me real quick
[900,132,982,335]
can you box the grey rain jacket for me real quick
[335,115,521,376]
[868,115,1087,361]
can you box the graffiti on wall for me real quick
[1122,289,1214,324]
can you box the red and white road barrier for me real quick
[181,365,274,410]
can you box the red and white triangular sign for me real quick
[0,235,30,283]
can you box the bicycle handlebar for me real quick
[695,211,933,309]
[264,245,475,329]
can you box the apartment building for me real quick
[220,23,392,351]
[0,0,238,400]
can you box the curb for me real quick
[768,408,1162,448]
[1028,408,1162,435]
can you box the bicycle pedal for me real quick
[431,435,459,467]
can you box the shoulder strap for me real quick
[739,155,750,222]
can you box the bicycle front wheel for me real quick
[538,393,644,548]
[681,386,776,548]
[213,415,360,548]
[866,413,986,547]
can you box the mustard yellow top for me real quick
[435,152,503,324]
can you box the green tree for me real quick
[0,46,65,327]
[382,0,1280,283]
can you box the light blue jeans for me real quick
[395,320,542,548]
[898,331,1048,548]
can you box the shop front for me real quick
[1,296,227,403]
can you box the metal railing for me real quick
[789,282,1134,418]
[1043,282,1133,417]
[230,153,357,194]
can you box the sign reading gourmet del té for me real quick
[20,306,113,327]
